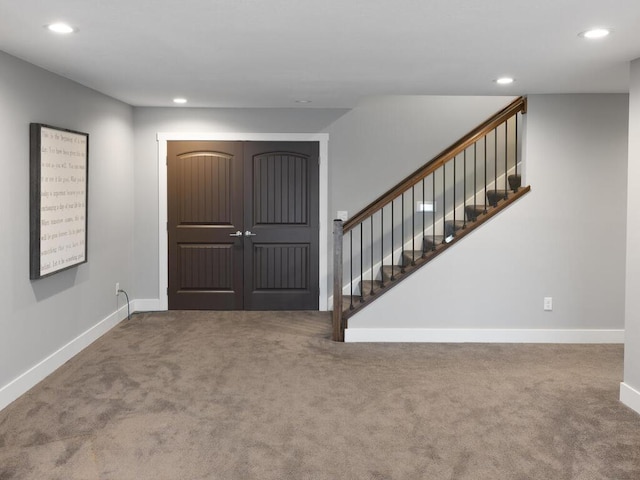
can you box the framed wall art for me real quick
[30,123,89,279]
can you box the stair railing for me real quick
[332,96,528,341]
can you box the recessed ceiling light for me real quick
[173,98,188,104]
[47,23,75,34]
[580,28,611,39]
[295,99,312,104]
[495,77,515,85]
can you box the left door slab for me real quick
[167,141,244,309]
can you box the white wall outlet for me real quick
[543,297,553,311]
[336,211,348,221]
[115,282,120,296]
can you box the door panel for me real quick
[177,244,233,290]
[177,152,233,224]
[253,244,309,289]
[243,142,319,310]
[168,142,244,310]
[168,140,319,310]
[252,151,308,225]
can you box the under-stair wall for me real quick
[329,94,628,343]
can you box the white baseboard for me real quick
[620,382,640,415]
[132,298,164,312]
[345,328,625,343]
[130,298,330,313]
[0,304,130,412]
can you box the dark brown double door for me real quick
[168,141,319,310]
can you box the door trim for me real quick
[157,132,329,311]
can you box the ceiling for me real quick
[1,0,639,108]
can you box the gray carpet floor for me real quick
[1,310,639,479]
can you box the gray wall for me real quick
[348,94,629,331]
[625,60,640,393]
[0,48,633,409]
[132,97,513,300]
[325,96,515,220]
[0,52,135,392]
[132,94,628,333]
[324,96,518,299]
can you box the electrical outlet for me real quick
[543,297,553,311]
[115,282,120,296]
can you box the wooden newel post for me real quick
[332,219,344,342]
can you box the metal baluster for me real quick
[494,128,498,206]
[370,217,375,296]
[442,163,446,243]
[411,186,415,265]
[514,115,519,191]
[360,223,364,303]
[432,172,436,250]
[380,207,385,288]
[349,231,354,310]
[422,177,426,258]
[453,155,456,234]
[504,120,508,199]
[390,198,395,281]
[484,136,488,213]
[473,142,477,218]
[463,149,467,229]
[401,192,406,273]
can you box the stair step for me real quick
[342,295,354,311]
[423,235,444,252]
[444,220,465,238]
[381,265,403,282]
[359,279,384,295]
[508,174,521,191]
[343,295,366,311]
[401,250,424,267]
[465,205,486,222]
[486,189,510,207]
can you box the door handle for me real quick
[229,230,243,237]
[244,230,257,237]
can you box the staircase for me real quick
[332,97,531,341]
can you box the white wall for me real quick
[346,94,629,342]
[622,59,640,414]
[0,52,135,409]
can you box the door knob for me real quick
[244,230,257,237]
[229,230,243,237]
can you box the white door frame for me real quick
[157,132,329,311]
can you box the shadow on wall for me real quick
[31,266,84,302]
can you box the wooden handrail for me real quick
[343,96,526,232]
